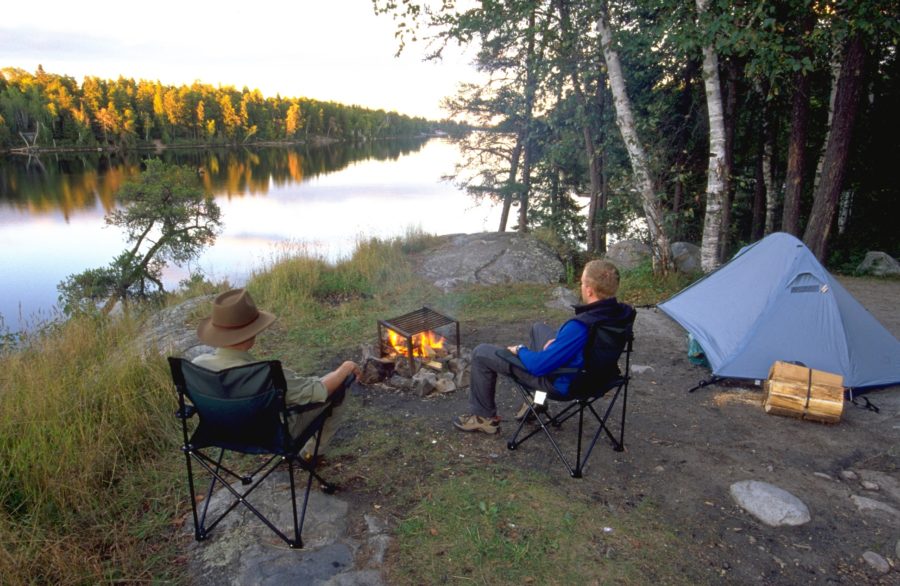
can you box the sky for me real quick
[1,0,478,120]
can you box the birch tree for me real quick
[695,0,726,272]
[596,1,670,270]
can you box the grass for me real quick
[0,230,701,584]
[0,312,186,584]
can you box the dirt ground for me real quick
[344,275,900,585]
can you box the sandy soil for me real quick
[351,275,900,584]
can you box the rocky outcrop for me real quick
[670,242,702,274]
[417,232,564,290]
[857,252,900,277]
[605,239,651,270]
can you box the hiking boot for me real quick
[452,414,500,434]
[514,399,549,422]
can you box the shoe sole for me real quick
[452,421,499,434]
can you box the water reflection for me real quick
[0,138,430,218]
[0,138,500,332]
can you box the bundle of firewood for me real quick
[764,361,844,424]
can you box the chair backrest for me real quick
[169,357,290,454]
[568,313,636,398]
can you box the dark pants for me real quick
[468,322,558,418]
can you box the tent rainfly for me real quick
[658,232,900,390]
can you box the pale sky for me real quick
[1,0,477,119]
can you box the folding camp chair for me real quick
[497,315,635,478]
[168,357,341,549]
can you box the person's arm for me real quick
[321,360,361,394]
[517,321,588,376]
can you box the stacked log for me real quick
[764,361,844,424]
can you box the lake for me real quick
[0,138,500,332]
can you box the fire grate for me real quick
[378,306,461,374]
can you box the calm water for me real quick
[0,138,500,331]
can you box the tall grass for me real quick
[0,312,183,584]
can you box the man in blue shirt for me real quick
[453,260,634,434]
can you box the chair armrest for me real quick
[285,399,331,415]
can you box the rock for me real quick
[861,480,880,491]
[856,251,900,277]
[630,364,654,376]
[729,480,811,527]
[850,495,900,518]
[387,374,412,390]
[840,470,859,481]
[858,470,900,504]
[138,294,214,357]
[418,232,564,290]
[813,472,834,481]
[605,239,651,270]
[861,551,891,575]
[360,358,395,384]
[433,378,457,394]
[412,370,438,397]
[896,538,900,561]
[545,286,580,310]
[455,368,471,389]
[670,242,702,274]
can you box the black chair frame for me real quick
[169,357,339,549]
[498,319,634,478]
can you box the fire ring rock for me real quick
[418,232,564,290]
[730,480,811,526]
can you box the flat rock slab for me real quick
[185,470,385,585]
[730,480,811,526]
[418,232,563,290]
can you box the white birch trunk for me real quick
[696,0,725,272]
[596,6,670,270]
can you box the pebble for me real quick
[861,551,890,574]
[896,538,900,560]
[840,470,859,481]
[813,472,834,481]
[654,465,665,473]
[860,480,880,491]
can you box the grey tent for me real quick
[659,232,900,390]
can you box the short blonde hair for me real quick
[583,260,620,299]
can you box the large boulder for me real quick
[605,239,651,270]
[730,480,811,527]
[856,251,900,277]
[670,242,702,274]
[417,232,564,290]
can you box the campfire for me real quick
[361,307,470,396]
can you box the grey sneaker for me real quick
[453,414,500,434]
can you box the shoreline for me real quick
[0,133,447,157]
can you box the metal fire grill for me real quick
[378,306,460,374]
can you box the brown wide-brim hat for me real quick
[197,289,277,347]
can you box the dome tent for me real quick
[659,232,900,391]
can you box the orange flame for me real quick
[386,328,445,358]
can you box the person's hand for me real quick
[508,344,522,355]
[342,360,361,380]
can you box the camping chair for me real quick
[168,357,341,549]
[496,315,635,478]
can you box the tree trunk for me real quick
[751,133,766,241]
[498,133,523,232]
[518,6,540,234]
[557,0,605,253]
[781,13,816,236]
[718,58,738,262]
[763,109,778,235]
[696,0,726,273]
[803,34,866,261]
[596,2,670,270]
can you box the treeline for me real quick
[378,0,899,269]
[0,66,463,150]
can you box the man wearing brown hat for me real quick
[193,288,360,461]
